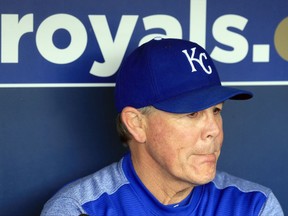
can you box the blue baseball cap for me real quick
[115,38,252,113]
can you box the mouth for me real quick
[196,153,218,164]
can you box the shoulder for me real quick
[41,158,129,214]
[211,171,284,216]
[213,171,271,196]
[60,159,129,202]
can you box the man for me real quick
[41,38,283,215]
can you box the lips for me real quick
[196,153,217,164]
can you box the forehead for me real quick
[146,103,224,116]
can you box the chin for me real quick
[194,170,217,185]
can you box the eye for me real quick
[213,107,222,115]
[187,112,198,118]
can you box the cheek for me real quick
[217,128,224,147]
[147,123,175,150]
[149,123,193,149]
[146,121,183,160]
[147,123,200,165]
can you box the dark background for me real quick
[0,86,287,215]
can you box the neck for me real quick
[130,149,194,205]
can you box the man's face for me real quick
[143,103,224,186]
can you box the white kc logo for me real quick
[182,47,212,74]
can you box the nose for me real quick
[201,112,222,140]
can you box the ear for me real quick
[121,107,147,143]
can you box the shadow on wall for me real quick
[0,87,127,215]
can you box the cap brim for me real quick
[153,85,253,113]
